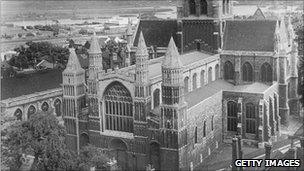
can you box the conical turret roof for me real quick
[126,19,133,35]
[63,48,84,73]
[135,31,148,57]
[89,32,102,54]
[162,37,182,68]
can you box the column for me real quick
[278,55,289,126]
[232,137,238,171]
[258,99,265,148]
[237,98,243,137]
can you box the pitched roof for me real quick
[162,37,182,68]
[133,19,179,48]
[251,7,266,20]
[89,33,102,54]
[223,20,277,52]
[63,48,85,73]
[1,69,62,100]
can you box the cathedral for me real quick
[62,0,300,170]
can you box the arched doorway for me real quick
[27,105,36,119]
[104,81,133,133]
[200,70,205,86]
[150,142,160,170]
[109,139,128,170]
[41,102,49,112]
[54,99,62,117]
[80,133,89,148]
[153,89,160,108]
[14,109,22,120]
[192,73,197,90]
[208,67,213,83]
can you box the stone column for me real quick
[237,136,243,171]
[288,42,299,116]
[265,142,272,160]
[258,100,265,148]
[237,98,243,137]
[232,137,238,171]
[235,56,241,85]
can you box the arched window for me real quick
[153,89,160,108]
[192,73,197,90]
[200,0,208,15]
[194,127,198,143]
[224,61,234,80]
[41,102,49,112]
[227,101,237,132]
[203,120,206,137]
[54,99,62,117]
[242,62,253,82]
[245,103,257,134]
[215,64,219,80]
[27,105,36,119]
[184,77,189,93]
[200,70,205,86]
[104,81,133,133]
[208,67,213,83]
[211,115,214,131]
[80,133,89,148]
[261,63,273,82]
[189,0,196,15]
[14,109,22,120]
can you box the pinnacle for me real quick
[162,37,182,68]
[89,32,102,54]
[135,31,148,57]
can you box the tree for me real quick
[78,145,110,170]
[1,110,77,171]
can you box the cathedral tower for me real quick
[62,48,86,152]
[87,33,103,133]
[160,37,188,170]
[134,32,151,136]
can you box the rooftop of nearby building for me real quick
[1,69,63,100]
[223,20,277,52]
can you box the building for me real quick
[1,0,300,170]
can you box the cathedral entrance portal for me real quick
[109,139,128,170]
[150,141,160,170]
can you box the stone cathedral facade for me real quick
[62,0,300,170]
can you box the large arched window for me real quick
[104,81,133,133]
[200,0,208,15]
[27,105,36,119]
[224,61,234,80]
[189,0,196,15]
[227,101,237,132]
[242,62,253,82]
[215,64,219,80]
[208,67,213,83]
[261,63,273,82]
[14,109,22,120]
[153,89,160,108]
[245,103,257,134]
[54,99,62,117]
[184,77,189,93]
[41,102,49,112]
[192,73,197,90]
[200,70,205,86]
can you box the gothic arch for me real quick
[153,89,160,108]
[242,62,253,82]
[54,99,62,117]
[224,60,234,80]
[215,64,219,80]
[189,0,196,15]
[200,0,208,15]
[192,73,197,90]
[227,101,237,132]
[261,62,273,82]
[245,103,257,134]
[208,67,213,83]
[27,105,36,119]
[41,102,49,112]
[104,81,133,133]
[14,108,22,120]
[80,132,89,148]
[184,77,189,93]
[200,70,205,86]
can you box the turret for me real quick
[126,18,133,45]
[62,48,86,153]
[133,31,151,136]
